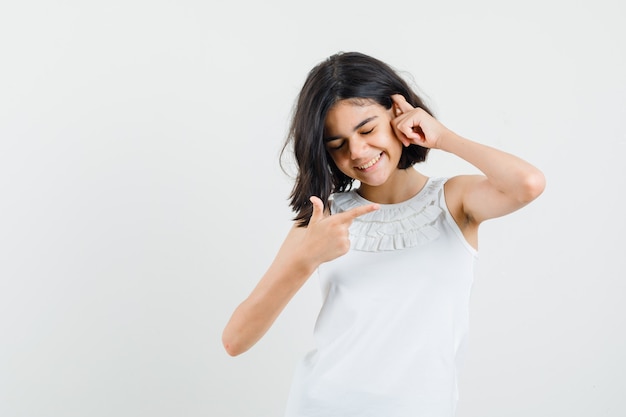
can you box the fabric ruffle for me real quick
[330,177,446,252]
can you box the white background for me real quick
[1,1,624,416]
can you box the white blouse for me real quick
[284,177,478,417]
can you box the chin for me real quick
[356,175,390,188]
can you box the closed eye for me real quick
[327,127,375,151]
[327,140,345,151]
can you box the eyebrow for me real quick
[324,116,378,142]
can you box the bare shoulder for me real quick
[443,175,485,214]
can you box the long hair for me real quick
[281,51,434,227]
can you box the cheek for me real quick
[381,133,405,163]
[379,122,399,142]
[332,155,357,177]
[327,149,346,164]
[379,129,403,151]
[326,152,347,172]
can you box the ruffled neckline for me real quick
[330,177,447,252]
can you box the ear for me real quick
[391,101,402,117]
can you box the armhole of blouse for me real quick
[439,179,479,257]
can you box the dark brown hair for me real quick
[281,51,434,226]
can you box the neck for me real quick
[357,168,428,204]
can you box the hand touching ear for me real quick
[305,196,378,264]
[391,94,452,149]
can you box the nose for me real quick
[348,136,368,160]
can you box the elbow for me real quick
[222,329,246,357]
[518,169,546,204]
[223,343,242,357]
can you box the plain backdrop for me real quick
[1,1,625,416]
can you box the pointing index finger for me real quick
[391,94,415,113]
[337,203,380,222]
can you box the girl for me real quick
[222,51,545,416]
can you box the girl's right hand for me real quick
[222,195,378,356]
[304,196,378,265]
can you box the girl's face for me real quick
[324,99,403,188]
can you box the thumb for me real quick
[309,196,325,224]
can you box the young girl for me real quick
[222,51,545,416]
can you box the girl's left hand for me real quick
[390,94,451,149]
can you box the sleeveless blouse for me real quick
[284,177,478,417]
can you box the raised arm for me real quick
[391,94,545,225]
[221,197,378,356]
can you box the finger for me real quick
[309,196,325,224]
[390,115,415,146]
[403,123,420,140]
[395,126,411,147]
[391,94,414,114]
[337,203,379,222]
[390,118,411,147]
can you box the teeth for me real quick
[358,153,381,170]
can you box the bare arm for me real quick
[221,197,379,356]
[391,95,546,225]
[437,134,545,223]
[221,224,315,356]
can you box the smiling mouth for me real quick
[356,153,382,170]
